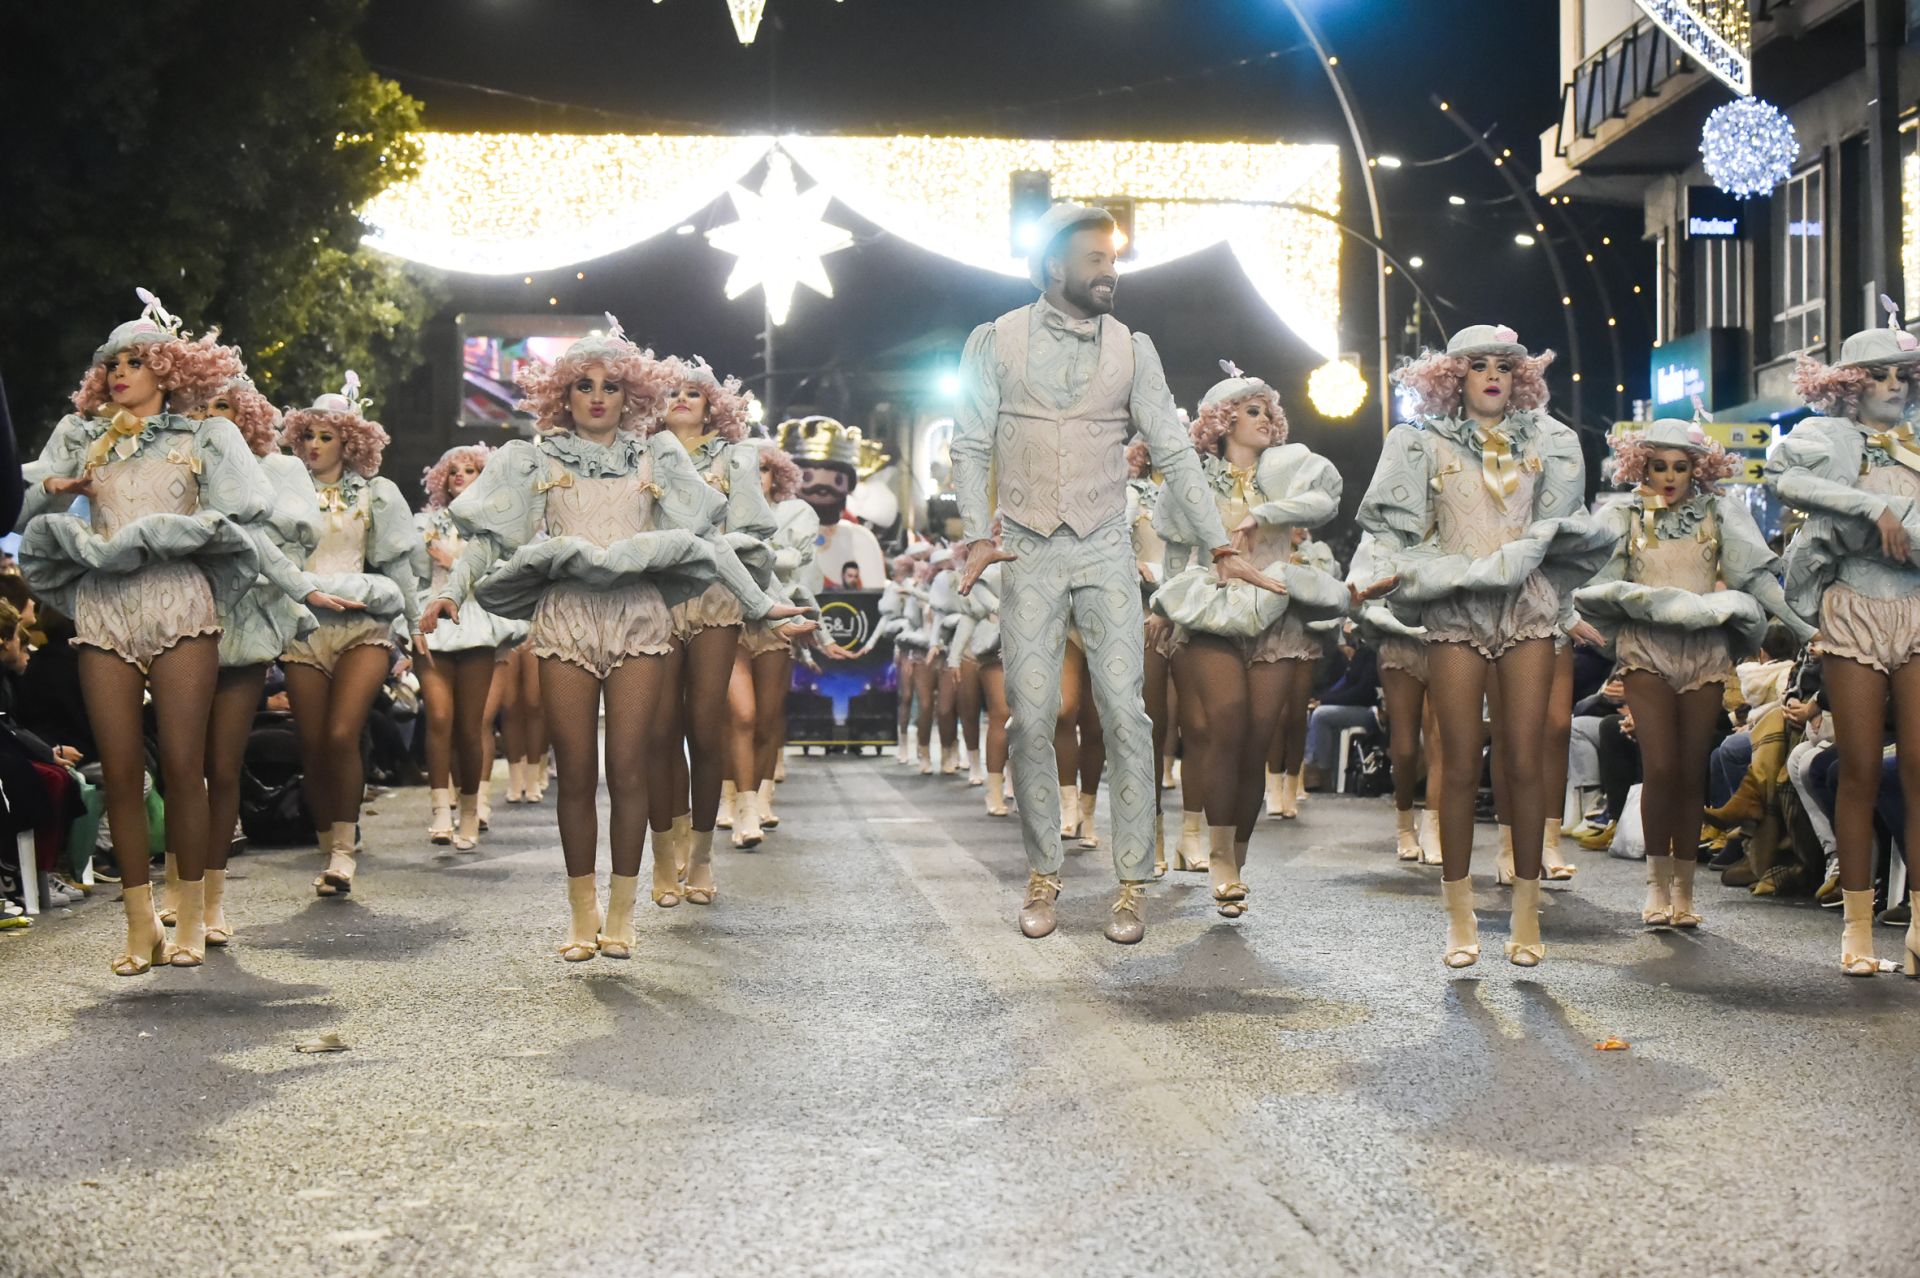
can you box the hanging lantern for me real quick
[1700,97,1798,199]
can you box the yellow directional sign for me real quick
[1702,421,1773,451]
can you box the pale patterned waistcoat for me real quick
[988,307,1135,537]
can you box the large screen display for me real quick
[457,314,603,430]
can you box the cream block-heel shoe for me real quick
[650,826,682,909]
[1506,876,1544,967]
[716,779,735,829]
[560,874,600,962]
[1542,818,1576,880]
[1495,823,1515,886]
[166,878,206,967]
[731,789,763,850]
[1395,809,1420,861]
[158,852,180,925]
[1418,809,1444,866]
[203,868,233,947]
[684,830,716,905]
[427,788,455,845]
[758,779,780,829]
[1669,856,1702,928]
[112,883,168,977]
[1642,855,1674,926]
[1077,792,1099,849]
[1841,888,1878,976]
[985,772,1009,817]
[1441,876,1479,969]
[1172,810,1208,871]
[1209,827,1247,919]
[597,874,638,959]
[1058,784,1080,840]
[452,793,481,852]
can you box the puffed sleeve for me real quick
[1356,424,1436,556]
[193,417,274,526]
[723,442,777,540]
[1251,444,1341,530]
[441,440,548,606]
[1584,502,1632,589]
[1716,493,1816,643]
[1530,416,1588,522]
[1151,458,1209,550]
[952,320,1000,542]
[1766,421,1896,525]
[242,455,323,605]
[365,477,423,625]
[1132,335,1229,550]
[16,414,93,528]
[649,432,778,619]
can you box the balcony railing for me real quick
[1554,1,1797,158]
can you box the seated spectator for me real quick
[1302,631,1379,791]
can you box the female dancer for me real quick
[1576,418,1810,931]
[280,372,425,898]
[921,547,964,777]
[649,356,807,866]
[1767,317,1920,975]
[1127,441,1176,874]
[1151,363,1346,916]
[1348,531,1436,861]
[501,643,548,803]
[730,442,811,841]
[1264,528,1339,817]
[423,324,786,957]
[18,292,263,972]
[417,444,527,850]
[880,554,921,764]
[188,369,361,943]
[1359,326,1609,968]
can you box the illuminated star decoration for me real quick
[727,0,766,42]
[705,150,854,326]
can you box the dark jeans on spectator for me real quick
[1598,713,1641,823]
[1708,732,1754,808]
[1807,745,1905,856]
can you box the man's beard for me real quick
[1063,274,1117,315]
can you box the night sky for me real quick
[362,0,1652,510]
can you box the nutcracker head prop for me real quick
[778,415,888,526]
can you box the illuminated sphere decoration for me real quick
[1307,359,1368,420]
[1700,97,1798,199]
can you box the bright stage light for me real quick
[1448,195,1466,206]
[1307,359,1368,419]
[1375,155,1402,168]
[937,371,961,397]
[1514,233,1536,246]
[1407,255,1424,268]
[361,131,1344,354]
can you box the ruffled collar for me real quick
[538,429,644,478]
[316,470,372,515]
[1631,489,1712,541]
[1839,416,1920,471]
[1201,451,1263,501]
[685,433,729,473]
[80,409,193,465]
[1421,410,1540,452]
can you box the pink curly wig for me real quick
[1393,349,1556,420]
[72,332,243,416]
[648,355,751,441]
[1126,438,1152,478]
[515,343,665,435]
[1790,355,1880,418]
[184,371,285,458]
[759,446,801,501]
[421,443,494,510]
[280,407,390,478]
[1606,427,1739,494]
[1189,386,1287,455]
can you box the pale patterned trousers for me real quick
[1000,514,1154,882]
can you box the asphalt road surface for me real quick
[3,754,1917,1277]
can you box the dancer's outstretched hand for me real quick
[774,615,819,638]
[818,640,858,660]
[418,597,460,634]
[304,590,366,613]
[1212,550,1286,595]
[43,474,93,499]
[958,538,1015,595]
[1568,619,1606,649]
[1348,575,1398,607]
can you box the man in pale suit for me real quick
[953,203,1282,943]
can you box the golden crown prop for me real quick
[777,415,889,479]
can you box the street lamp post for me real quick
[1275,0,1393,438]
